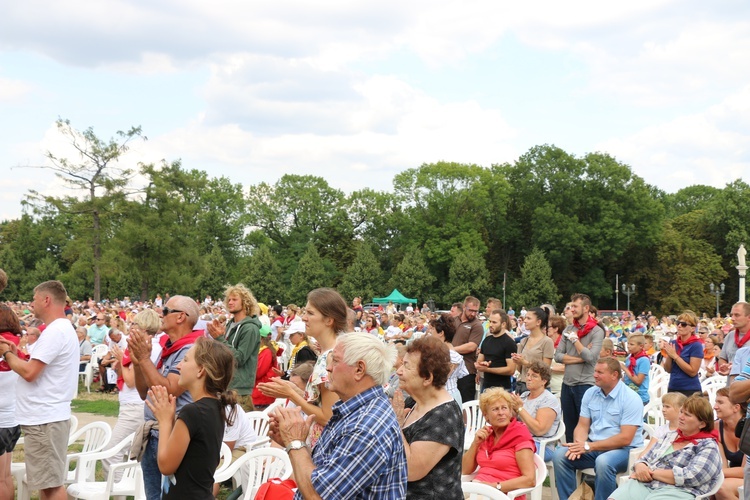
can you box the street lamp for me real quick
[621,284,636,312]
[709,283,725,317]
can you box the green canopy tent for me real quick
[371,289,418,305]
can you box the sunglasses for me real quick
[163,306,188,317]
[676,321,693,328]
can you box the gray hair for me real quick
[170,296,199,329]
[338,333,396,386]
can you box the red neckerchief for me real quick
[116,348,133,391]
[479,418,534,456]
[0,332,30,371]
[627,350,649,375]
[553,334,562,348]
[675,335,700,356]
[157,330,203,369]
[734,328,750,349]
[674,428,719,445]
[573,315,598,339]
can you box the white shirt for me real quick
[16,318,79,425]
[223,405,258,449]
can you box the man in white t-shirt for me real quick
[0,280,78,500]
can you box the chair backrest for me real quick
[262,399,286,416]
[536,421,565,459]
[214,442,233,478]
[462,481,511,500]
[67,422,113,482]
[532,453,547,488]
[462,400,486,451]
[92,344,110,359]
[696,470,724,500]
[700,376,725,416]
[246,411,270,438]
[241,448,293,499]
[642,400,666,428]
[69,415,79,436]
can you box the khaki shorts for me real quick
[22,419,71,490]
[237,394,255,412]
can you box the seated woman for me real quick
[713,388,746,500]
[391,336,463,499]
[609,395,722,500]
[511,361,561,461]
[462,387,536,499]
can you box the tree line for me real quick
[0,119,747,315]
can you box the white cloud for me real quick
[596,85,750,191]
[0,77,32,101]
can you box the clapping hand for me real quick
[144,385,175,424]
[206,319,226,339]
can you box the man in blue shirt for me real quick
[553,357,644,500]
[274,333,407,500]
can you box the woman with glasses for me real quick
[662,311,703,397]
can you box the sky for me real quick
[1,0,749,221]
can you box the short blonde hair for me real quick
[133,309,161,335]
[628,334,645,346]
[479,387,517,418]
[661,392,687,408]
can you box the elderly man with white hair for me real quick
[272,333,407,500]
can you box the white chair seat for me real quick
[462,481,511,499]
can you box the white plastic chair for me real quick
[462,481,511,500]
[214,442,233,479]
[532,421,565,500]
[64,421,113,483]
[262,398,286,416]
[695,470,724,500]
[462,400,486,451]
[214,447,292,500]
[701,375,725,416]
[11,436,28,500]
[648,364,669,402]
[462,453,545,500]
[66,433,138,499]
[643,400,667,428]
[246,411,270,438]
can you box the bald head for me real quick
[168,295,199,329]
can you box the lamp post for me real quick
[738,244,747,303]
[709,283,725,317]
[621,284,636,312]
[615,274,620,311]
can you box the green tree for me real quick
[499,146,664,305]
[386,248,435,304]
[198,243,230,299]
[509,248,561,309]
[338,242,383,301]
[643,213,728,314]
[21,255,62,298]
[26,119,144,301]
[392,162,510,288]
[240,245,284,304]
[443,249,491,304]
[289,243,330,304]
[0,246,24,300]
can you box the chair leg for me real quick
[548,464,558,500]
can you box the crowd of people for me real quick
[0,264,749,500]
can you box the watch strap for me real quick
[285,439,308,453]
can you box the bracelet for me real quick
[2,351,12,360]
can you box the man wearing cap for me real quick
[207,283,262,411]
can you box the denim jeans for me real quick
[141,433,162,500]
[560,383,592,442]
[552,446,631,500]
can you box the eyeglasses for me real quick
[676,321,693,328]
[163,306,188,317]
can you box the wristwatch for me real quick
[496,483,503,491]
[285,440,308,453]
[584,442,590,451]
